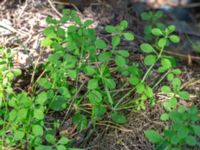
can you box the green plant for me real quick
[133,24,181,109]
[142,12,200,149]
[141,10,165,41]
[145,105,200,150]
[0,9,192,150]
[0,48,77,149]
[0,48,21,104]
[40,9,136,127]
[40,9,182,131]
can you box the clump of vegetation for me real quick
[0,48,77,149]
[0,9,199,150]
[141,10,165,41]
[145,106,200,149]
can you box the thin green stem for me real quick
[114,46,165,110]
[142,46,164,82]
[113,87,136,110]
[153,69,170,89]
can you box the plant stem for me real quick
[113,87,136,110]
[141,46,164,82]
[114,46,165,110]
[153,69,170,89]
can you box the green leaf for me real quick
[167,73,174,81]
[178,105,186,113]
[112,35,120,47]
[88,79,98,90]
[186,136,196,146]
[37,78,52,89]
[103,78,116,90]
[46,16,58,24]
[141,12,151,20]
[158,66,167,73]
[115,55,126,67]
[35,145,52,150]
[166,25,176,34]
[9,110,17,121]
[32,125,43,136]
[169,35,180,43]
[158,38,167,48]
[34,108,44,120]
[18,108,28,121]
[116,50,129,57]
[49,96,67,111]
[144,130,162,143]
[177,126,189,139]
[128,75,140,85]
[111,112,127,124]
[72,113,87,131]
[161,58,172,69]
[151,28,163,36]
[57,27,65,38]
[160,113,169,121]
[144,55,156,66]
[98,52,112,62]
[179,91,189,100]
[56,145,66,150]
[172,69,182,75]
[92,105,106,119]
[144,25,152,34]
[156,22,165,30]
[12,69,22,76]
[83,20,93,27]
[95,39,107,49]
[154,11,163,19]
[192,125,200,137]
[14,130,25,140]
[105,25,116,33]
[140,43,155,53]
[44,26,56,37]
[161,86,171,93]
[60,13,69,23]
[145,86,154,98]
[84,65,96,76]
[188,106,198,116]
[169,111,181,122]
[136,83,145,94]
[45,133,56,144]
[68,70,77,79]
[41,38,52,47]
[172,78,181,91]
[120,20,128,30]
[58,137,70,144]
[88,90,102,104]
[58,87,71,98]
[123,32,134,41]
[36,92,48,105]
[163,97,177,111]
[170,135,180,145]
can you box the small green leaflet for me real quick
[111,112,127,124]
[140,43,155,53]
[72,113,87,131]
[144,55,157,66]
[144,130,163,143]
[95,39,107,49]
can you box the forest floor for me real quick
[1,0,200,149]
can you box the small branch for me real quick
[47,0,62,17]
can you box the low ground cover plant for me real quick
[0,9,199,149]
[145,106,200,150]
